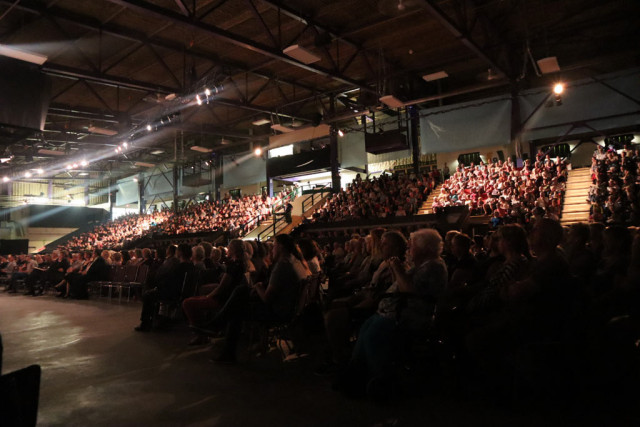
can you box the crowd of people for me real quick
[64,191,292,251]
[3,207,640,404]
[4,215,629,403]
[311,171,438,222]
[433,153,568,226]
[589,145,640,224]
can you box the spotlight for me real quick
[338,129,344,137]
[81,160,88,167]
[196,94,202,105]
[36,169,43,175]
[146,124,152,131]
[123,142,128,148]
[2,176,9,183]
[133,177,138,182]
[553,83,564,95]
[254,147,262,156]
[67,164,73,170]
[204,88,211,96]
[115,148,119,153]
[72,163,78,168]
[25,172,32,178]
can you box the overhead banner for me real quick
[520,68,640,141]
[419,96,512,153]
[223,152,266,187]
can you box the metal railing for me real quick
[301,183,332,214]
[256,189,299,241]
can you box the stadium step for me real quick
[564,195,589,204]
[563,204,591,214]
[419,183,444,214]
[560,167,592,223]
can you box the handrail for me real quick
[256,189,297,241]
[301,183,332,214]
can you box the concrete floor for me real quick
[0,292,637,427]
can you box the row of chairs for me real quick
[89,264,150,302]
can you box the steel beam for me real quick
[419,0,510,79]
[103,0,375,92]
[42,62,178,93]
[0,0,319,94]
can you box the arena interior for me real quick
[1,0,640,425]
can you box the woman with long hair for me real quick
[183,239,249,345]
[203,234,311,363]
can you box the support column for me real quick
[510,84,523,160]
[329,95,340,192]
[138,176,145,214]
[172,166,179,212]
[409,106,420,174]
[330,125,340,192]
[108,178,117,219]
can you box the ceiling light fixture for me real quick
[254,147,263,156]
[379,95,405,108]
[134,161,155,168]
[24,172,32,178]
[37,149,65,156]
[252,118,271,126]
[283,44,321,64]
[0,44,48,65]
[88,126,118,136]
[423,71,449,82]
[338,129,344,137]
[146,124,152,131]
[271,124,295,133]
[553,83,564,95]
[537,56,561,74]
[190,146,213,153]
[2,176,10,183]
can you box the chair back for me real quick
[111,265,127,282]
[123,264,139,282]
[134,264,150,284]
[179,270,199,301]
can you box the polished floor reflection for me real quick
[0,293,636,426]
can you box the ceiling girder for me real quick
[103,0,376,93]
[419,0,511,79]
[0,0,320,95]
[42,62,178,93]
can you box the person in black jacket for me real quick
[68,249,109,299]
[135,244,194,332]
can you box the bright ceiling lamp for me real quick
[283,44,321,64]
[379,95,405,108]
[553,83,564,95]
[0,44,48,65]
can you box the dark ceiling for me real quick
[0,0,638,180]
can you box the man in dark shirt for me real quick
[68,249,109,299]
[135,244,192,332]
